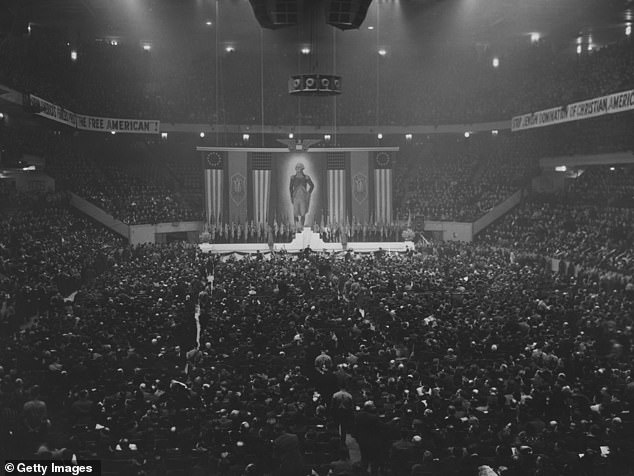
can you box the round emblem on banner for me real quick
[306,77,315,88]
[206,152,222,168]
[334,79,341,89]
[376,152,390,167]
[293,78,300,88]
[321,78,330,88]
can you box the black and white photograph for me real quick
[0,0,633,475]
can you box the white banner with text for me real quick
[511,89,634,131]
[29,94,160,134]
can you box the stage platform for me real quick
[199,228,414,255]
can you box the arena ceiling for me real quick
[1,0,632,53]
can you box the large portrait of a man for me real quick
[289,162,314,229]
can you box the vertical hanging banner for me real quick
[350,151,370,224]
[327,152,347,225]
[250,152,272,225]
[270,152,326,228]
[203,151,225,224]
[373,151,393,224]
[227,150,248,224]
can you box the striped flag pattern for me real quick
[327,152,346,225]
[374,152,393,224]
[203,151,224,224]
[204,169,223,224]
[328,170,346,224]
[252,153,272,225]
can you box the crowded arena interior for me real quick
[0,0,633,475]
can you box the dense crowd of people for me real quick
[0,192,125,333]
[147,139,205,215]
[1,196,633,475]
[393,112,634,223]
[1,9,634,476]
[477,165,634,277]
[1,25,633,126]
[44,134,202,225]
[1,127,633,476]
[394,134,538,222]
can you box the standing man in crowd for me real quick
[331,383,354,443]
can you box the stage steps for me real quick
[302,227,314,248]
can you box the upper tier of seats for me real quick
[1,29,633,125]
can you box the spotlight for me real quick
[243,133,250,141]
[0,112,4,119]
[143,44,151,51]
[405,133,412,141]
[200,132,205,138]
[70,50,78,61]
[368,26,374,30]
[555,165,567,172]
[301,47,311,55]
[161,132,168,140]
[206,20,213,26]
[288,133,294,139]
[530,32,540,44]
[377,133,383,140]
[378,48,387,56]
[111,130,116,135]
[491,130,498,136]
[609,166,616,171]
[576,45,582,55]
[225,46,235,53]
[492,57,500,68]
[626,24,632,36]
[324,134,331,142]
[464,131,470,138]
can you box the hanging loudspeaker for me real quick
[325,0,373,30]
[288,74,342,96]
[248,0,298,29]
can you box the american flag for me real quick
[327,152,346,225]
[374,151,393,224]
[203,151,224,224]
[252,152,271,225]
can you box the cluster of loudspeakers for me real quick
[249,0,372,30]
[288,74,342,96]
